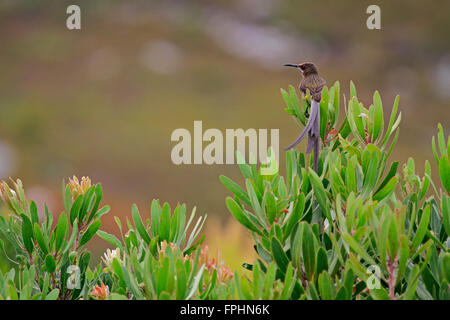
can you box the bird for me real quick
[283,62,326,172]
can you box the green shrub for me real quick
[221,82,449,300]
[0,82,448,300]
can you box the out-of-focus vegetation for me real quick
[0,0,449,262]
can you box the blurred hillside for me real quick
[0,0,449,267]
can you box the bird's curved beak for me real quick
[283,64,299,68]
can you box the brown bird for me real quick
[283,62,326,172]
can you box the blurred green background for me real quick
[0,0,449,268]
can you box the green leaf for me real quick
[345,158,357,193]
[350,81,357,99]
[157,257,169,296]
[372,91,384,142]
[271,237,289,273]
[29,201,39,225]
[63,184,72,214]
[442,195,450,237]
[441,253,450,283]
[122,264,144,299]
[62,219,78,255]
[186,264,205,300]
[34,223,48,255]
[397,235,410,285]
[281,263,296,299]
[353,100,366,140]
[220,175,251,207]
[176,259,187,299]
[79,220,101,247]
[79,187,95,222]
[97,230,122,249]
[159,203,171,242]
[411,204,431,253]
[373,176,397,201]
[109,293,129,300]
[87,184,103,223]
[302,223,317,280]
[150,199,161,237]
[437,123,447,156]
[370,288,390,300]
[262,263,277,299]
[419,160,431,200]
[319,86,329,141]
[20,214,34,254]
[45,289,59,300]
[111,258,125,285]
[375,161,398,194]
[246,179,264,223]
[439,155,450,193]
[45,254,56,273]
[381,95,400,148]
[361,148,380,198]
[55,213,68,252]
[316,247,328,276]
[309,170,330,221]
[94,205,110,220]
[265,190,277,224]
[404,265,420,299]
[318,272,334,300]
[283,193,305,240]
[343,233,377,266]
[70,196,83,226]
[225,197,262,235]
[387,218,399,259]
[131,204,151,245]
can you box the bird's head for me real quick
[284,62,318,77]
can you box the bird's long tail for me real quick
[285,100,321,172]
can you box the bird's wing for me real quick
[299,79,307,95]
[305,76,326,101]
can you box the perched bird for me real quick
[283,62,326,172]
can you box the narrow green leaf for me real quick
[55,213,68,252]
[45,254,56,274]
[318,272,334,300]
[225,197,262,235]
[176,259,187,299]
[411,205,431,253]
[29,201,39,225]
[302,223,317,280]
[97,230,122,249]
[34,223,48,255]
[439,155,450,193]
[21,214,34,254]
[246,180,264,223]
[271,237,289,273]
[375,161,398,194]
[220,175,251,207]
[158,203,171,242]
[79,220,101,247]
[131,204,151,245]
[45,289,59,300]
[373,177,397,201]
[316,247,328,276]
[265,190,277,224]
[69,196,83,226]
[283,193,305,240]
[343,233,377,266]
